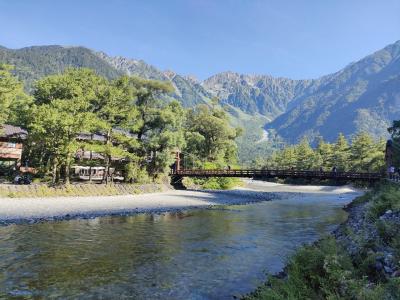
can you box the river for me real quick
[0,192,354,299]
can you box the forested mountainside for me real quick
[267,40,400,143]
[0,45,122,90]
[1,41,399,148]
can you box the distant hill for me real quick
[0,45,123,90]
[1,41,399,159]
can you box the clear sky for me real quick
[0,0,399,80]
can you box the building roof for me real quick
[0,124,28,139]
[76,133,107,142]
[76,129,137,143]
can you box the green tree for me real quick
[185,104,240,166]
[315,138,333,170]
[332,133,350,171]
[350,132,376,172]
[29,68,106,183]
[0,64,31,128]
[293,138,315,170]
[89,75,141,183]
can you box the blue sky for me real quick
[0,0,399,80]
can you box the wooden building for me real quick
[0,124,27,166]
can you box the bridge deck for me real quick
[171,169,383,181]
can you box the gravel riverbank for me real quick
[0,181,361,225]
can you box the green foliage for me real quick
[0,45,122,91]
[258,132,385,173]
[28,68,108,183]
[124,161,149,184]
[0,64,31,127]
[201,177,242,190]
[185,104,240,165]
[246,183,400,300]
[1,65,239,185]
[367,185,400,220]
[246,237,399,300]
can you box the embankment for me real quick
[244,182,400,299]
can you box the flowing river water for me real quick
[0,192,355,299]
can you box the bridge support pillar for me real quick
[171,175,186,190]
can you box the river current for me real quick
[0,193,352,299]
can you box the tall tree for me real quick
[332,133,350,171]
[185,104,240,166]
[0,64,31,128]
[294,138,315,170]
[30,68,106,183]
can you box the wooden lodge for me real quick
[0,124,27,166]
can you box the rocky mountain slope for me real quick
[267,41,400,143]
[202,71,322,120]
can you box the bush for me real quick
[201,177,242,190]
[366,184,400,220]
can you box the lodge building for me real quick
[0,124,27,167]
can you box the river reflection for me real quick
[0,194,352,299]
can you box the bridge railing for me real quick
[170,169,383,180]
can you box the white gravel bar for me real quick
[0,181,361,223]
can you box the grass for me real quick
[0,183,167,198]
[244,182,400,300]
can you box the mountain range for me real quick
[1,41,399,160]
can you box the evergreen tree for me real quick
[332,133,350,171]
[294,138,315,170]
[315,138,333,171]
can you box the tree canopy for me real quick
[1,67,240,185]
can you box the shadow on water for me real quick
[0,193,352,299]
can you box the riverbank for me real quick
[0,181,359,225]
[0,182,169,198]
[244,182,400,299]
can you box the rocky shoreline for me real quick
[0,188,282,226]
[244,183,400,299]
[334,194,400,279]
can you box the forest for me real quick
[0,64,240,186]
[253,133,387,173]
[1,63,398,188]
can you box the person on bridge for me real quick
[319,166,324,172]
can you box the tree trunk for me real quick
[89,151,92,183]
[52,157,58,184]
[64,154,71,185]
[103,129,112,184]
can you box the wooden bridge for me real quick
[170,168,384,188]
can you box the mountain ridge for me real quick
[1,40,399,146]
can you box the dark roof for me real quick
[76,133,107,142]
[76,129,137,142]
[0,124,28,139]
